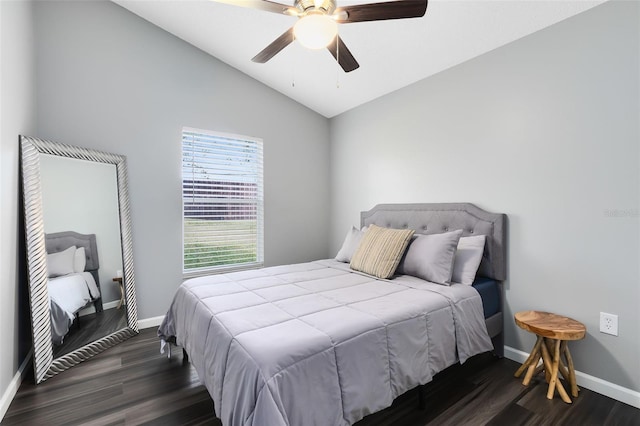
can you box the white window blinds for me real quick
[182,128,264,274]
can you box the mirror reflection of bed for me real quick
[46,231,127,358]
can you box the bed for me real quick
[45,231,103,344]
[158,203,506,426]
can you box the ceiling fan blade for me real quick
[327,36,359,73]
[334,0,427,23]
[252,27,295,63]
[211,0,297,16]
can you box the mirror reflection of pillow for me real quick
[74,246,86,273]
[47,246,76,278]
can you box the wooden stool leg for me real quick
[556,341,571,382]
[539,338,553,387]
[557,358,571,382]
[533,363,545,376]
[541,338,571,403]
[547,339,561,399]
[523,352,541,386]
[563,342,579,398]
[515,336,543,384]
[543,338,554,382]
[543,339,570,383]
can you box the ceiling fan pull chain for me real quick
[292,32,296,88]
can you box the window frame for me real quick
[181,127,264,278]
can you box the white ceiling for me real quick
[113,0,606,118]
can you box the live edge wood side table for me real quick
[514,310,586,404]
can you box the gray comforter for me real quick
[158,259,493,426]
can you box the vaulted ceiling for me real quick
[113,0,606,118]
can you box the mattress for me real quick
[158,259,493,426]
[49,272,100,344]
[472,277,500,319]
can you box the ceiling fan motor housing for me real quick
[294,0,337,15]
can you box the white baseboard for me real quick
[0,350,32,422]
[138,315,164,329]
[78,300,120,317]
[102,300,120,310]
[504,346,640,409]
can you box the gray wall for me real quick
[0,0,37,415]
[33,0,331,320]
[329,1,639,391]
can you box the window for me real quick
[182,128,263,275]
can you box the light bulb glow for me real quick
[294,14,338,50]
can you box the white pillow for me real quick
[451,235,486,285]
[74,246,86,273]
[47,246,76,278]
[335,226,367,263]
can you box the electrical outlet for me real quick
[599,312,618,336]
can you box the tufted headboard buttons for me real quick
[361,203,506,281]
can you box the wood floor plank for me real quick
[485,402,535,426]
[564,389,616,425]
[605,401,640,426]
[425,364,532,425]
[517,377,597,425]
[137,398,220,426]
[4,329,639,425]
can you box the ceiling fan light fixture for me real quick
[294,13,338,50]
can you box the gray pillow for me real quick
[335,226,366,263]
[397,230,463,285]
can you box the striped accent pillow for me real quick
[350,224,415,279]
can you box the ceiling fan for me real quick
[213,0,428,72]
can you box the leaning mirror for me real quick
[20,135,138,383]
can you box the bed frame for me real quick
[361,203,507,357]
[45,231,103,312]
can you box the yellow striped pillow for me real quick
[350,224,415,279]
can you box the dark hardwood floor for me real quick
[4,328,638,425]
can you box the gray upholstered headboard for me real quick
[45,231,99,273]
[361,203,507,281]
